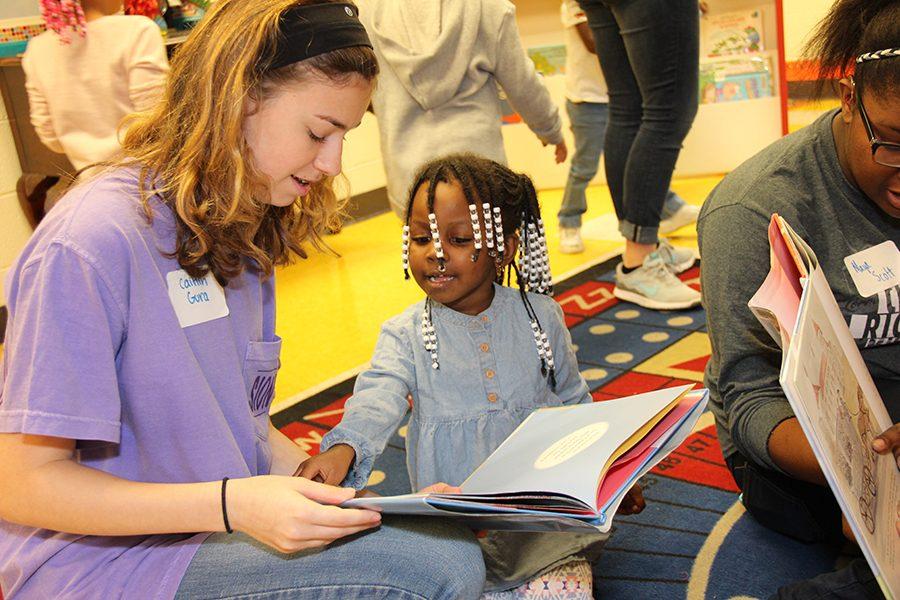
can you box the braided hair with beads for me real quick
[400,153,557,388]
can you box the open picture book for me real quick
[343,385,708,533]
[749,214,899,599]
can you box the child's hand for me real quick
[294,444,356,486]
[619,483,646,515]
[418,482,461,494]
[554,141,568,164]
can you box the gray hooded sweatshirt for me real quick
[358,0,564,217]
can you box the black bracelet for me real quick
[221,477,233,534]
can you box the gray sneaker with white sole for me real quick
[657,239,696,274]
[614,252,701,310]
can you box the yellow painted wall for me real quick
[0,97,34,306]
[782,0,833,62]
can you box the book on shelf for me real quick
[699,55,773,104]
[701,8,764,58]
[527,44,567,77]
[343,385,709,533]
[749,214,899,600]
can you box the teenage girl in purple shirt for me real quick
[0,1,485,598]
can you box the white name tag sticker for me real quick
[166,269,229,328]
[843,241,899,298]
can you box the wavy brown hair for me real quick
[118,0,378,283]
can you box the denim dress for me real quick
[321,284,606,591]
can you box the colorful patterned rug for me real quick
[272,257,852,599]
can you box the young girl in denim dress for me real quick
[300,153,645,599]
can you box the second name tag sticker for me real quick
[166,269,230,328]
[843,241,899,298]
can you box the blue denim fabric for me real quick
[662,189,687,218]
[175,518,486,599]
[559,100,608,228]
[320,285,591,492]
[725,455,884,600]
[559,101,687,228]
[319,285,600,592]
[770,559,884,600]
[577,0,699,244]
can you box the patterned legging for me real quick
[482,559,593,600]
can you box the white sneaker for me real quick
[559,227,584,254]
[657,239,696,274]
[614,252,701,310]
[659,203,700,235]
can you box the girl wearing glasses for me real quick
[698,0,898,595]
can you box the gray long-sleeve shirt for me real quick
[698,110,900,472]
[357,0,564,217]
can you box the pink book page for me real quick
[595,394,699,508]
[769,215,804,297]
[748,216,804,342]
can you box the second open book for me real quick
[749,214,898,599]
[343,385,708,533]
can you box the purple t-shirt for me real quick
[0,169,281,599]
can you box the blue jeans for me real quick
[726,454,883,600]
[559,101,686,229]
[577,0,699,244]
[175,517,486,599]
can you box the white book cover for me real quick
[751,215,898,599]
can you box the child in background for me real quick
[299,153,645,599]
[558,0,699,255]
[22,0,168,173]
[356,0,568,219]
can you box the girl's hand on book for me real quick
[226,475,381,553]
[619,483,646,515]
[294,444,356,485]
[418,482,461,494]
[872,423,900,470]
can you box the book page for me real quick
[461,386,692,508]
[775,214,818,274]
[781,267,898,598]
[748,216,805,347]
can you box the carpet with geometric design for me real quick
[272,257,852,600]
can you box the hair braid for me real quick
[402,153,557,389]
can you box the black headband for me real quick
[268,2,372,71]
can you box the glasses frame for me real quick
[852,79,900,168]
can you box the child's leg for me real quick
[559,100,608,229]
[660,189,686,220]
[481,559,593,600]
[175,516,486,599]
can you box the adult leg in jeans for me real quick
[725,453,883,600]
[726,452,842,543]
[559,100,609,229]
[175,516,486,599]
[579,0,698,257]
